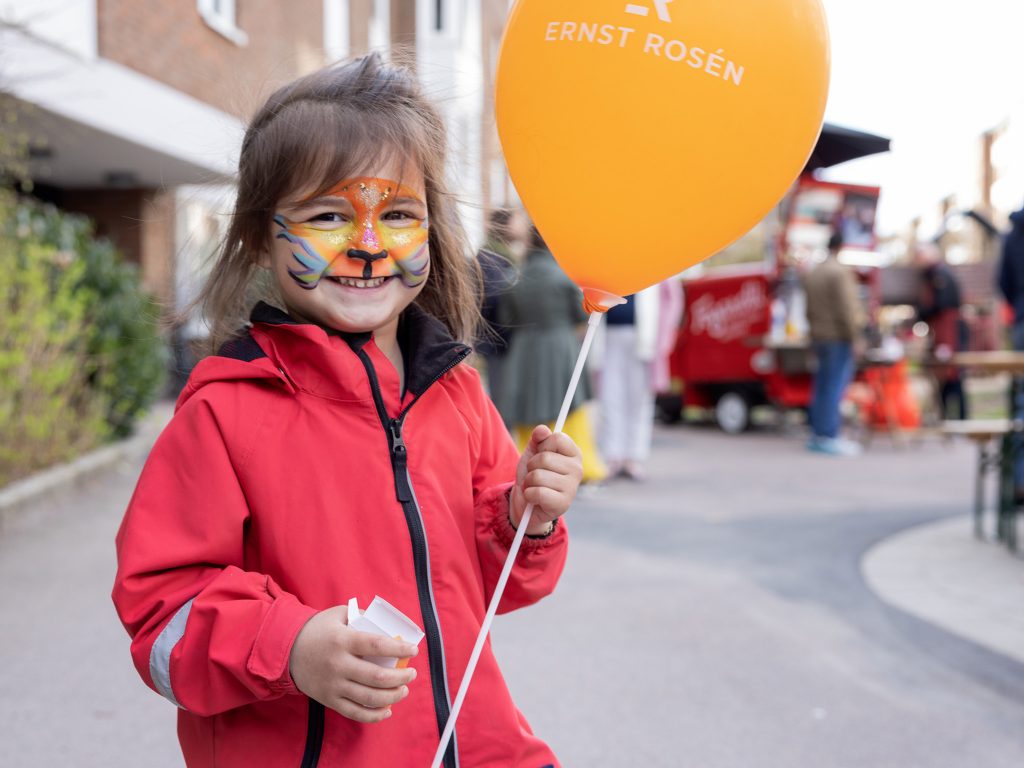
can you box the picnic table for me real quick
[942,351,1024,551]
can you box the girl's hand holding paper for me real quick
[289,606,419,724]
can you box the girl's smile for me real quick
[324,275,392,289]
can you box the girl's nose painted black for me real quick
[347,249,388,279]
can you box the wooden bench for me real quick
[941,419,1019,548]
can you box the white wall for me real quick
[175,184,235,337]
[323,0,351,62]
[369,0,390,52]
[991,113,1024,226]
[0,0,96,60]
[416,0,486,249]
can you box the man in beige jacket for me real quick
[803,231,864,456]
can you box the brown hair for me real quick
[197,53,480,348]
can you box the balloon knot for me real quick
[582,288,627,314]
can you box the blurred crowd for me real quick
[475,199,1024,485]
[801,231,970,457]
[801,200,1024,462]
[474,209,682,486]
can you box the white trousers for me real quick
[598,325,654,463]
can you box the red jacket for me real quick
[113,303,568,768]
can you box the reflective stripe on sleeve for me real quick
[149,598,194,708]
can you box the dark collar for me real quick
[244,301,469,398]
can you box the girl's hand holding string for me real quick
[289,606,418,723]
[510,425,584,536]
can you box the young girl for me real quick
[112,54,582,768]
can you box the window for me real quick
[197,0,249,46]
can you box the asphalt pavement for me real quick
[2,409,1023,767]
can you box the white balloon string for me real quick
[429,311,603,768]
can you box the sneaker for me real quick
[809,436,862,457]
[622,461,646,481]
[832,437,863,456]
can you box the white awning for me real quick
[2,24,241,187]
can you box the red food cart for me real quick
[668,263,813,432]
[659,124,897,433]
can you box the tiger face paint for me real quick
[273,177,430,290]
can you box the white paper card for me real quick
[347,596,425,668]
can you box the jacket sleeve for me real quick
[112,393,317,717]
[835,268,863,341]
[476,483,569,615]
[456,368,568,614]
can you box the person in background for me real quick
[497,226,608,483]
[595,279,683,480]
[998,203,1024,345]
[475,208,524,413]
[997,202,1024,498]
[803,231,864,456]
[653,278,685,408]
[917,240,968,420]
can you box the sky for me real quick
[817,0,1024,237]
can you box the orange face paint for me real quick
[274,177,430,289]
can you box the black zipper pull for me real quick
[390,418,413,503]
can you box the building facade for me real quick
[2,0,513,332]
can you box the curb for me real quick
[0,401,174,523]
[862,516,1024,665]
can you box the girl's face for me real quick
[269,157,429,335]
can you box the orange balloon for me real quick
[496,0,830,310]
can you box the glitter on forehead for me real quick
[358,182,392,210]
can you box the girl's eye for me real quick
[308,212,349,224]
[382,210,420,225]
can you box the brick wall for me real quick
[481,0,508,212]
[349,0,372,56]
[139,189,177,306]
[58,187,176,306]
[97,0,327,119]
[61,188,144,265]
[390,0,416,53]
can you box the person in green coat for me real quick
[496,227,607,483]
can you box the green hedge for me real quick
[0,191,167,485]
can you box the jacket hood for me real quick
[176,341,291,411]
[177,302,469,409]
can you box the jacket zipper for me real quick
[299,699,324,768]
[355,347,469,768]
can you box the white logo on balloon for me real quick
[625,0,673,22]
